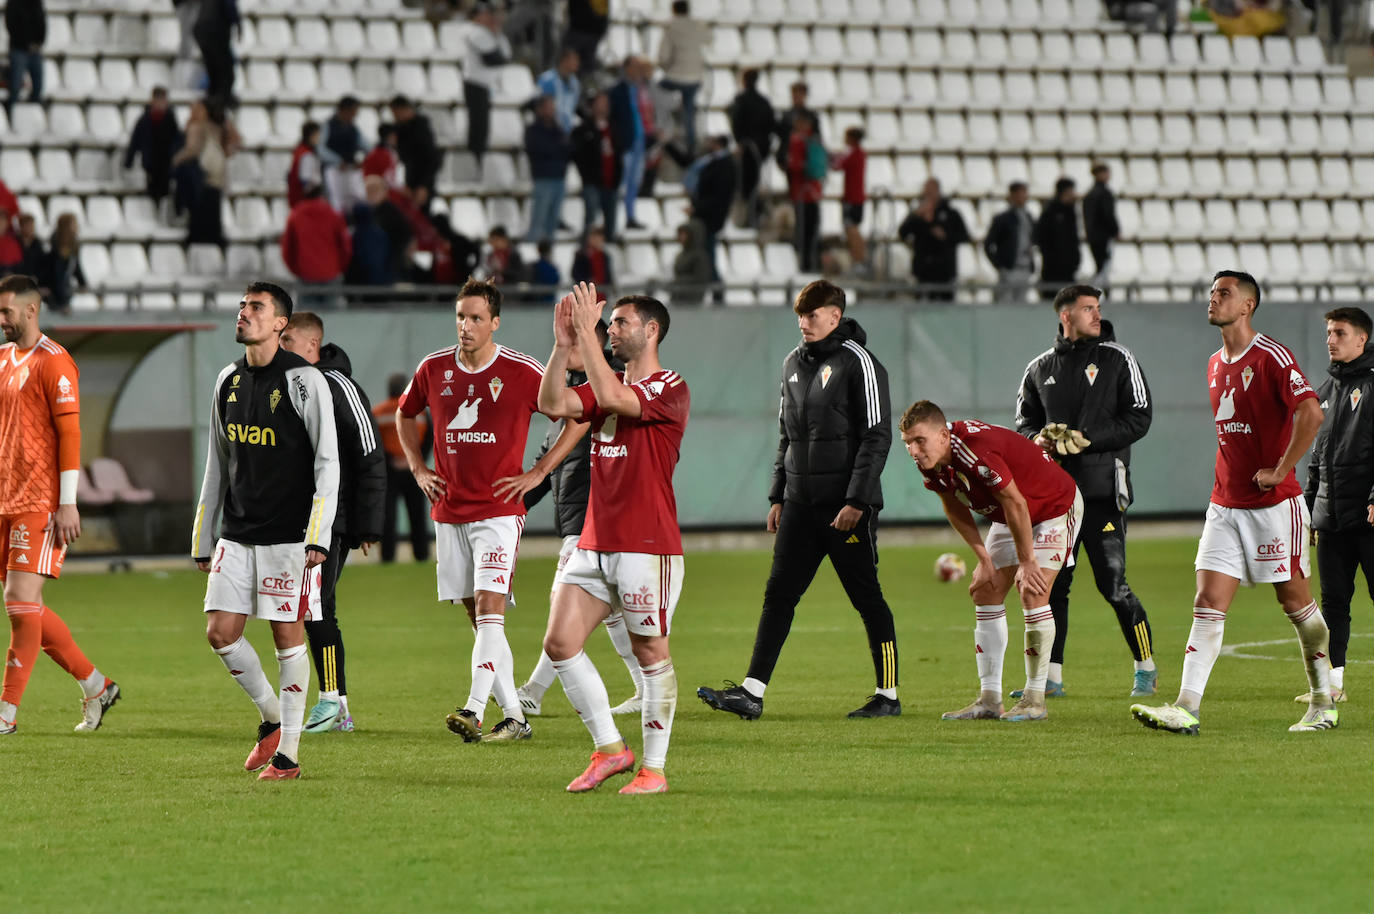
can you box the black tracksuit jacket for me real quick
[1306,347,1374,532]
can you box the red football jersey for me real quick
[574,369,689,555]
[921,420,1077,525]
[398,344,546,524]
[1207,333,1316,509]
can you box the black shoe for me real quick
[697,681,763,720]
[625,219,646,230]
[847,694,901,718]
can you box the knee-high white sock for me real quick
[276,644,309,763]
[491,631,523,722]
[1179,608,1227,707]
[552,650,621,748]
[974,605,1008,693]
[1023,606,1055,692]
[213,637,280,723]
[639,657,676,771]
[1286,601,1331,702]
[464,614,506,716]
[604,612,644,697]
[524,651,558,699]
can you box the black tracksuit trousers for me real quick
[1049,497,1152,665]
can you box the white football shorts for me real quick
[556,548,683,637]
[203,539,312,622]
[435,515,523,603]
[986,488,1084,572]
[550,534,581,596]
[1195,496,1310,585]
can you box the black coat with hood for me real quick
[317,343,386,546]
[770,317,892,510]
[1306,346,1374,532]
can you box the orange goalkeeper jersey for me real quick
[0,335,79,515]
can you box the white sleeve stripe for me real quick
[1101,342,1149,408]
[419,346,457,366]
[1015,349,1054,424]
[501,350,547,374]
[841,340,881,427]
[1254,336,1294,367]
[951,436,979,467]
[326,370,377,454]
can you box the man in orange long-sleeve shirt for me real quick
[0,274,119,735]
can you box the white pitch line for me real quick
[1221,632,1374,663]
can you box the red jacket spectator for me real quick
[835,145,866,206]
[281,195,352,283]
[0,180,19,233]
[787,129,823,204]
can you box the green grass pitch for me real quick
[5,537,1373,913]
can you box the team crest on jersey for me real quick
[976,464,1002,486]
[1352,389,1363,411]
[1289,368,1312,396]
[821,365,833,388]
[231,374,241,387]
[56,374,74,404]
[445,369,454,382]
[269,388,282,413]
[1241,366,1254,391]
[1084,363,1098,385]
[489,376,504,401]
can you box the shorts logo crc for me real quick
[9,524,29,549]
[1257,538,1286,557]
[481,551,508,565]
[261,575,295,592]
[622,586,656,607]
[1035,529,1065,547]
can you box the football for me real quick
[934,552,967,582]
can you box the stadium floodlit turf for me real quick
[6,538,1372,912]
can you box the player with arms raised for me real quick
[538,282,689,794]
[1132,271,1335,734]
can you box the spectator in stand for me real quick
[671,220,711,304]
[171,97,240,247]
[374,373,432,564]
[786,113,824,273]
[525,94,572,243]
[362,175,413,284]
[833,126,868,273]
[609,56,653,231]
[685,134,736,299]
[363,124,402,189]
[5,0,45,114]
[37,213,85,314]
[193,0,238,105]
[123,87,182,206]
[984,181,1036,304]
[171,0,202,90]
[1083,162,1119,288]
[531,239,560,303]
[536,48,581,134]
[657,1,708,155]
[17,214,43,276]
[564,0,609,77]
[729,68,776,227]
[481,225,525,285]
[464,3,512,169]
[287,121,324,211]
[0,180,17,233]
[390,95,443,210]
[347,201,391,286]
[774,81,821,172]
[0,208,23,275]
[572,91,623,243]
[1035,177,1082,301]
[281,185,353,307]
[898,177,971,302]
[570,225,614,292]
[322,96,367,215]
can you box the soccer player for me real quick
[900,400,1082,722]
[509,319,645,717]
[396,278,562,742]
[0,274,119,735]
[1014,284,1157,697]
[1131,271,1336,735]
[192,282,339,780]
[698,279,898,720]
[280,312,385,733]
[537,282,689,794]
[1301,307,1374,704]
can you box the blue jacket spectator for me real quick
[535,48,581,133]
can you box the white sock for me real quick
[1331,665,1345,691]
[604,612,645,697]
[1134,657,1157,672]
[319,689,339,703]
[276,644,309,763]
[553,650,621,747]
[875,687,897,700]
[1286,601,1331,701]
[339,694,350,715]
[0,699,16,724]
[741,677,766,698]
[79,667,105,698]
[1178,608,1227,706]
[1048,661,1064,684]
[214,636,281,723]
[974,605,1008,693]
[464,614,509,717]
[491,631,523,722]
[524,651,557,699]
[639,657,677,771]
[1023,606,1055,692]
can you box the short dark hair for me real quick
[389,94,413,109]
[151,85,169,100]
[615,294,670,343]
[1055,177,1076,196]
[793,279,846,315]
[844,126,865,143]
[458,277,503,317]
[489,225,509,240]
[387,372,409,399]
[899,400,946,433]
[742,68,760,90]
[0,274,41,298]
[301,121,320,145]
[671,0,689,13]
[1213,269,1261,313]
[1326,307,1373,339]
[1052,283,1102,312]
[245,281,293,318]
[286,311,324,334]
[337,95,360,111]
[790,80,808,95]
[1008,180,1028,195]
[537,239,553,258]
[378,123,396,142]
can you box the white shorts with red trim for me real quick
[986,489,1084,572]
[203,539,312,622]
[556,548,683,637]
[1195,496,1310,585]
[435,515,523,603]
